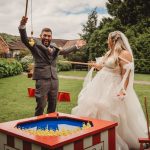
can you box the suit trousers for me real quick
[34,78,58,116]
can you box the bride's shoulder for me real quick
[119,50,132,63]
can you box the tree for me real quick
[106,0,150,25]
[79,8,98,61]
[98,17,113,30]
[77,0,150,73]
[80,8,98,41]
[88,18,125,60]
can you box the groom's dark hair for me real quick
[41,28,52,34]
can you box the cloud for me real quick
[0,0,109,39]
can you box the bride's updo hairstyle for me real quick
[107,31,127,58]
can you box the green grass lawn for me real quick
[0,74,83,122]
[58,71,150,81]
[0,73,149,123]
[134,74,150,81]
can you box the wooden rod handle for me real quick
[59,60,93,66]
[144,96,150,139]
[25,0,28,17]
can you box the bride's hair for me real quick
[106,31,127,58]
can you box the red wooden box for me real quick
[0,113,118,150]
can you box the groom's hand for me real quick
[20,16,28,26]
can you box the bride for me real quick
[72,31,148,149]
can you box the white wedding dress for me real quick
[72,55,148,150]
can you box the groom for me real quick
[19,16,86,116]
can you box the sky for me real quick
[0,0,109,40]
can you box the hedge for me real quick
[134,59,150,74]
[20,55,33,72]
[57,61,72,71]
[0,58,23,78]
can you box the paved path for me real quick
[58,75,150,85]
[23,73,150,85]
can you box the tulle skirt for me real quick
[72,67,147,150]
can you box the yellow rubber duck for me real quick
[29,38,35,46]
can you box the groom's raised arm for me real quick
[59,39,86,55]
[18,16,33,49]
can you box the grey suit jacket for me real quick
[19,28,78,80]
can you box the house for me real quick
[62,39,78,49]
[8,38,76,50]
[0,36,11,58]
[0,34,79,58]
[8,38,79,56]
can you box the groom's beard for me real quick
[42,39,51,47]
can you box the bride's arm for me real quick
[90,51,110,70]
[90,56,105,70]
[90,62,103,70]
[118,50,132,96]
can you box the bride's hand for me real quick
[117,89,126,100]
[89,61,95,67]
[89,61,100,69]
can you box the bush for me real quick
[0,58,23,78]
[20,55,33,72]
[57,61,72,71]
[14,49,31,61]
[134,59,150,74]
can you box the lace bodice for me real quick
[96,55,133,71]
